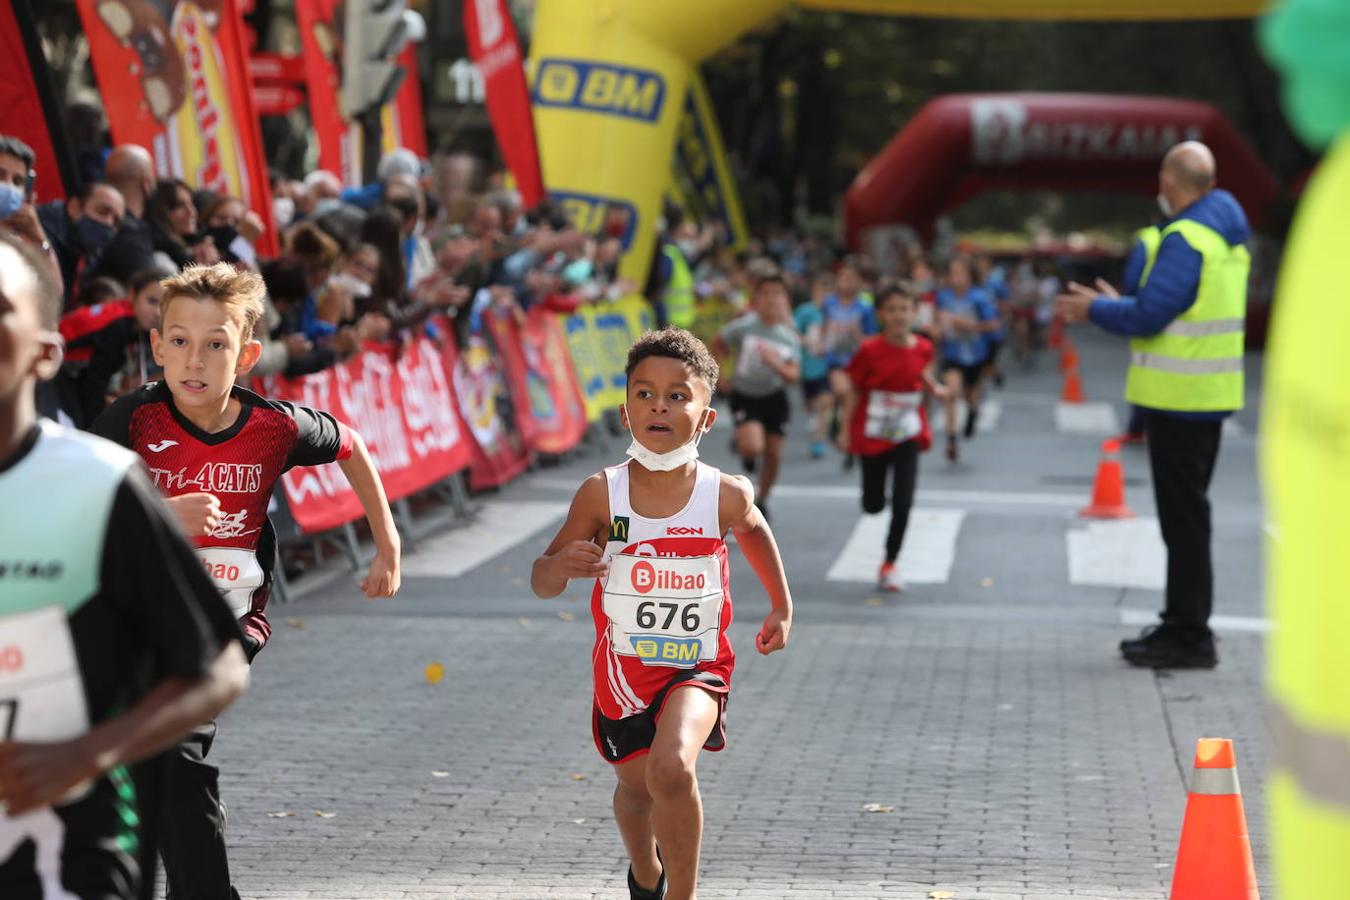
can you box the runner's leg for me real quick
[811,391,833,446]
[886,441,920,563]
[647,686,721,900]
[761,434,785,504]
[942,368,961,437]
[734,419,765,473]
[614,756,663,892]
[159,721,238,900]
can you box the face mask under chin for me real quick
[623,405,709,472]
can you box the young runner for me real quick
[712,272,801,522]
[91,262,402,900]
[936,255,1000,462]
[837,285,946,591]
[532,328,793,900]
[794,271,834,459]
[0,232,248,900]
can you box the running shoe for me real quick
[945,434,959,462]
[628,864,667,899]
[810,440,827,459]
[877,561,904,593]
[755,498,771,525]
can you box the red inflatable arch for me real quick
[843,93,1280,248]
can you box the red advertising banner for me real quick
[446,327,532,491]
[519,308,589,455]
[482,309,541,453]
[263,334,473,534]
[1,0,77,203]
[463,0,545,206]
[76,0,277,255]
[294,0,357,184]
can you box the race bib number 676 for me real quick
[602,554,724,669]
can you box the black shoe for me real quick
[742,456,757,474]
[945,434,959,462]
[963,406,979,439]
[755,498,771,525]
[1122,636,1217,670]
[1118,623,1180,654]
[628,849,667,899]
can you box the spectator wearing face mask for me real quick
[94,145,160,283]
[37,179,126,310]
[0,134,60,289]
[200,195,266,269]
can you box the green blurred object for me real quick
[1261,0,1350,148]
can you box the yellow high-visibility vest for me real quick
[1265,134,1350,895]
[661,244,696,329]
[1128,217,1248,412]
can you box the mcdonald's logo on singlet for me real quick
[610,516,630,542]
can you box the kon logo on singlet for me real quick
[603,554,723,669]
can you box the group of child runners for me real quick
[3,233,1006,899]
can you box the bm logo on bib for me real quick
[533,59,666,122]
[633,637,702,666]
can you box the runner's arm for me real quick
[532,473,608,598]
[337,431,402,598]
[723,475,792,655]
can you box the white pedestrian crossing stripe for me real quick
[1055,402,1120,435]
[953,399,1001,433]
[1120,608,1270,634]
[400,501,568,577]
[1067,517,1165,589]
[826,508,965,585]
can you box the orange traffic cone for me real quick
[1169,738,1260,900]
[1080,438,1133,518]
[1048,316,1064,349]
[1060,364,1084,404]
[1059,344,1079,373]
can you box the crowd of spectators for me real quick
[0,131,1072,433]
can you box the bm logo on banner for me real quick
[533,59,666,122]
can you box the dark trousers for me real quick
[860,440,920,563]
[1146,412,1222,641]
[160,721,239,900]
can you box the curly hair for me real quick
[624,327,719,393]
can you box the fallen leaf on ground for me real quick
[929,892,955,899]
[571,818,587,825]
[285,618,305,629]
[980,577,995,587]
[861,803,895,814]
[570,773,587,781]
[558,611,577,622]
[315,810,336,818]
[266,811,294,818]
[424,663,445,684]
[517,617,531,627]
[864,597,883,607]
[431,771,450,778]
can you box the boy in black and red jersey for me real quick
[532,328,793,900]
[92,262,401,900]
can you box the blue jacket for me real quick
[1120,235,1150,295]
[1090,190,1249,419]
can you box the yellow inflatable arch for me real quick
[528,0,1263,283]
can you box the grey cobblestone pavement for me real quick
[202,332,1271,899]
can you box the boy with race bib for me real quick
[837,286,946,592]
[0,233,248,900]
[533,328,793,900]
[91,263,402,900]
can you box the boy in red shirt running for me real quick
[92,262,401,900]
[532,328,793,900]
[837,285,947,592]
